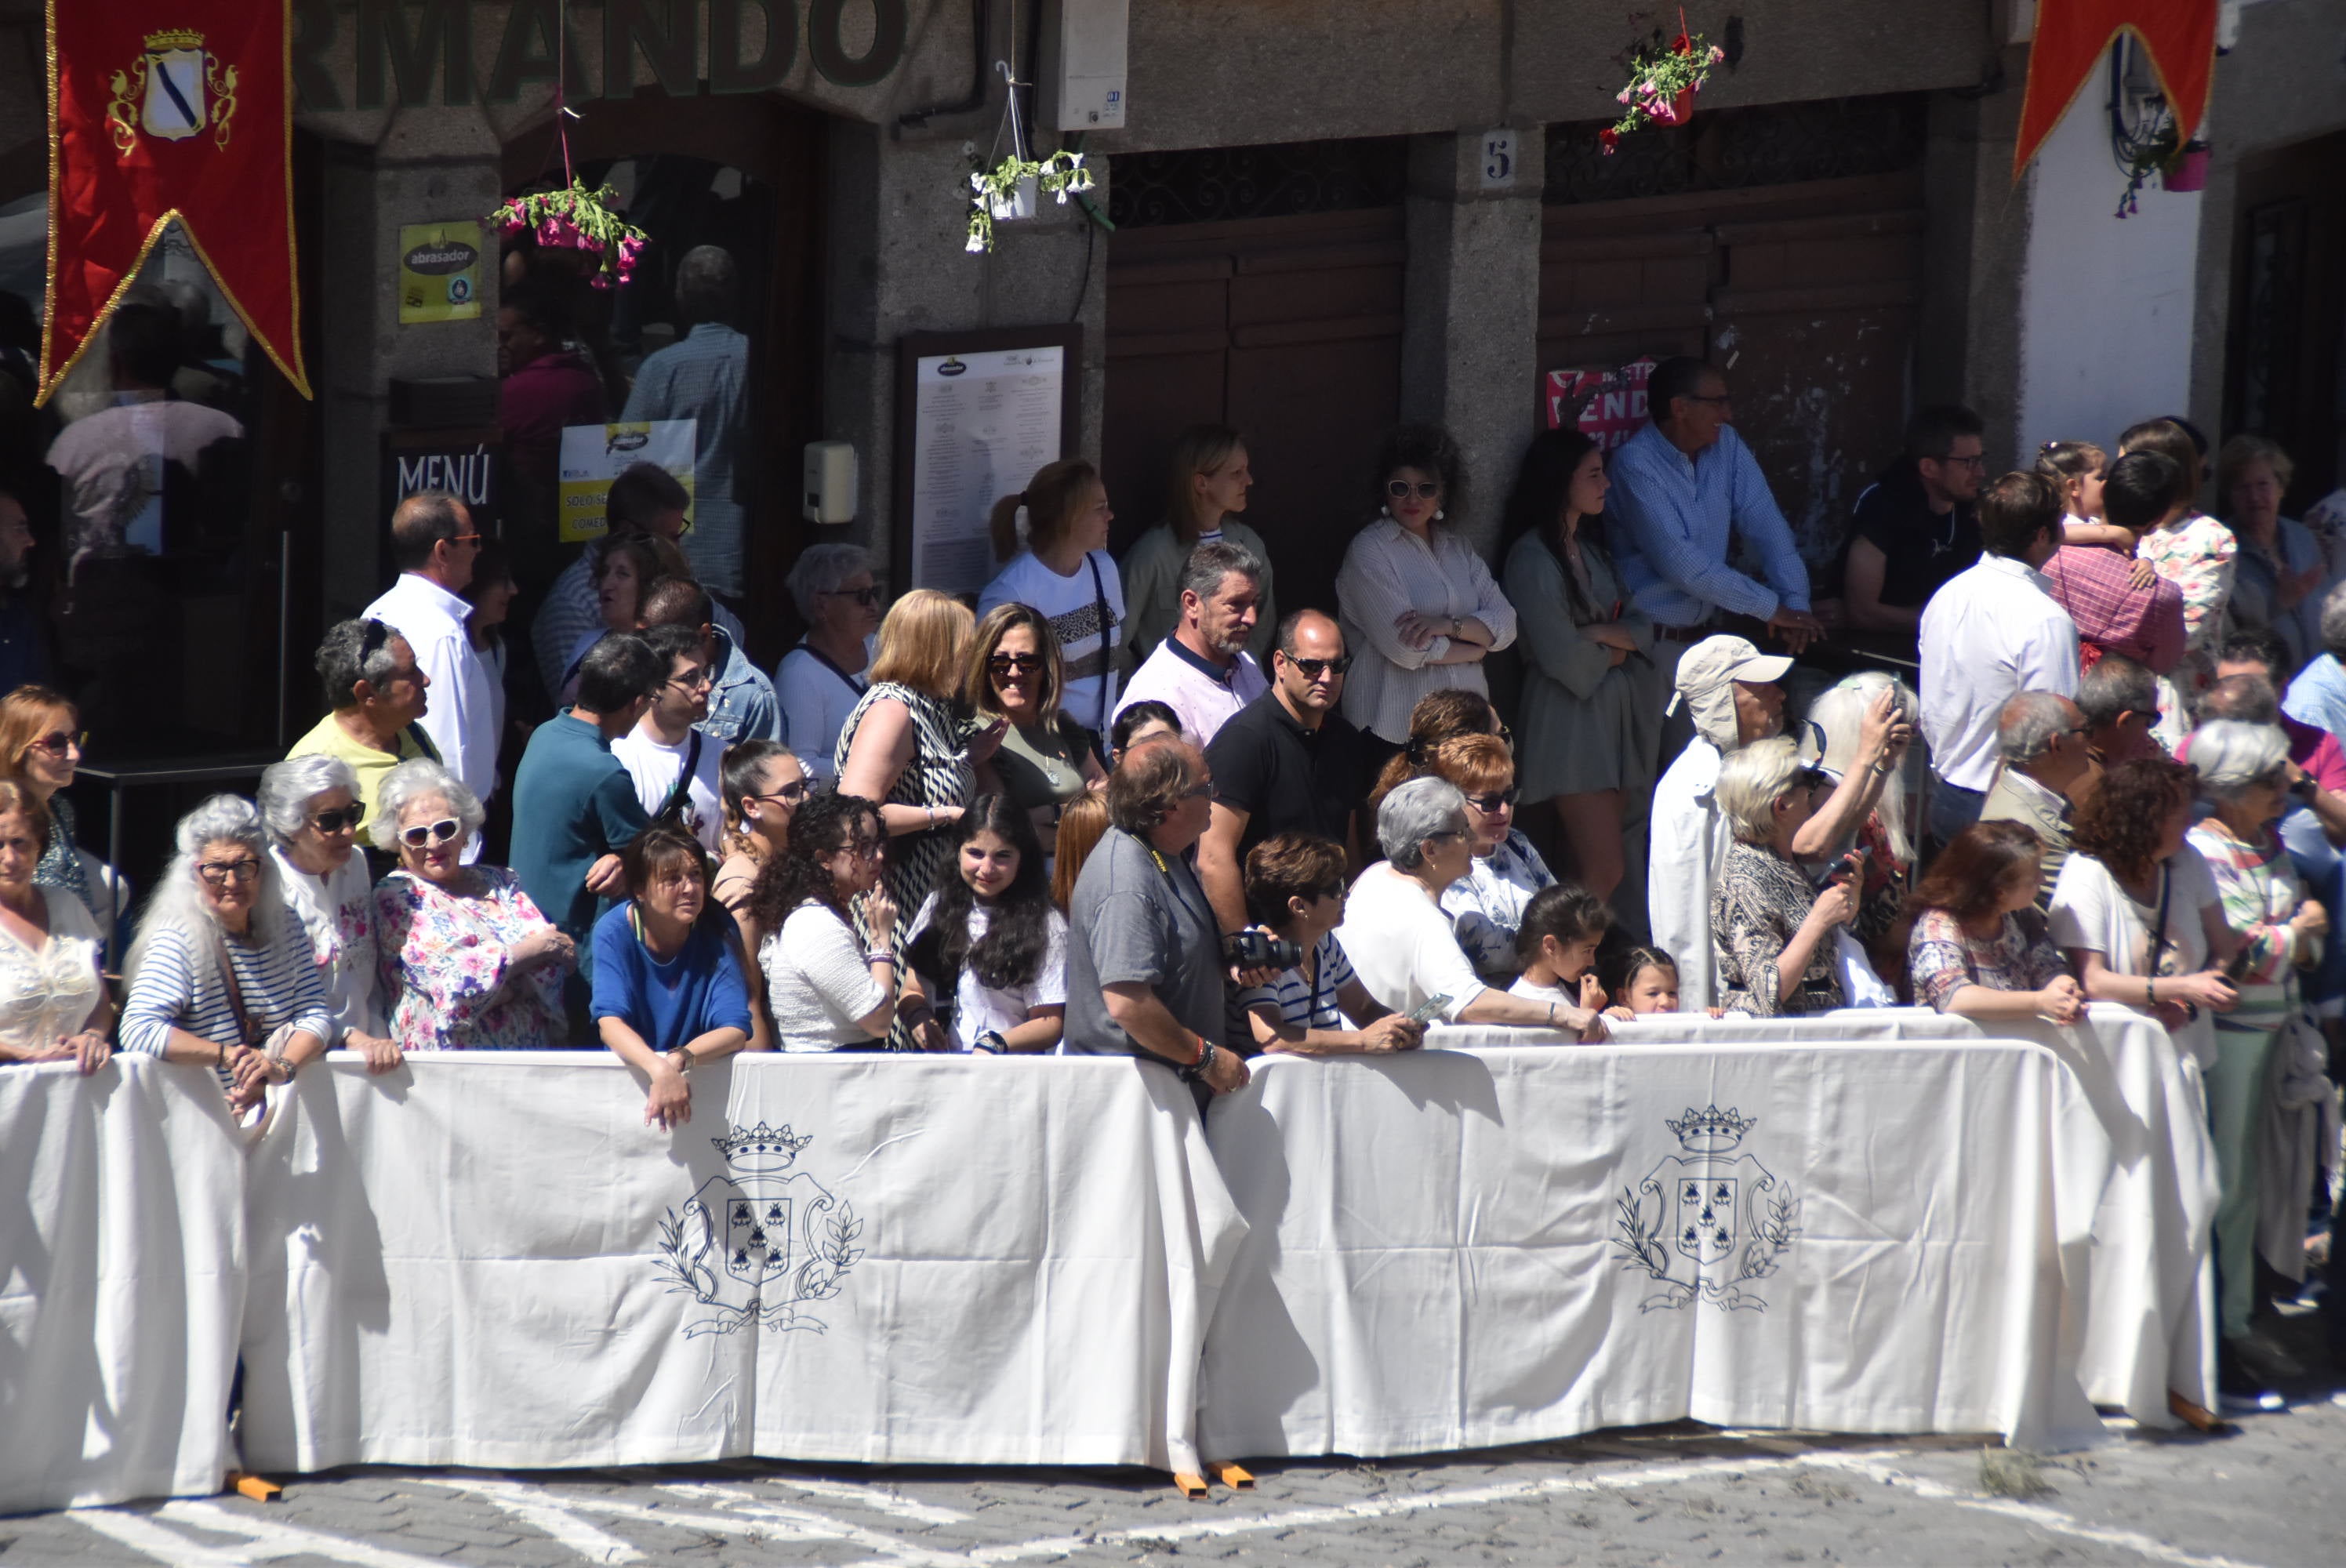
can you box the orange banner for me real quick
[2014,1,2218,180]
[41,0,309,402]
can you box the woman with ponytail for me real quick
[978,459,1128,746]
[1117,425,1276,664]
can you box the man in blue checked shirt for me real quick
[1607,358,1823,699]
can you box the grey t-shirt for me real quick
[1062,826,1227,1058]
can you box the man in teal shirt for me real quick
[510,632,663,1023]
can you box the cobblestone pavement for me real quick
[6,1395,2344,1568]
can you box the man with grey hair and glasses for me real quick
[1113,539,1269,747]
[776,542,881,782]
[288,617,438,839]
[1978,691,2093,909]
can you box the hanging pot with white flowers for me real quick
[964,60,1095,254]
[1599,12,1727,154]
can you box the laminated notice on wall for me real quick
[908,347,1065,595]
[397,222,485,324]
[557,420,695,543]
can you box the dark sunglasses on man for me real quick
[1282,654,1352,680]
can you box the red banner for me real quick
[40,1,309,402]
[2013,1,2218,181]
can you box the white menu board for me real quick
[907,345,1066,595]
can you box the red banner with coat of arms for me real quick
[39,0,309,402]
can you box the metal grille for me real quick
[1106,137,1408,228]
[1545,93,1928,205]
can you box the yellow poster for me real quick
[398,222,485,324]
[557,420,698,543]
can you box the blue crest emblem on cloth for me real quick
[655,1122,864,1338]
[1615,1105,1800,1312]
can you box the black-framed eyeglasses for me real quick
[29,730,86,757]
[1934,452,1988,470]
[1385,480,1441,499]
[1683,393,1734,406]
[1284,655,1353,679]
[839,836,886,859]
[399,817,463,849]
[822,586,883,608]
[310,806,364,835]
[198,858,261,887]
[750,781,811,807]
[1462,787,1520,812]
[988,652,1044,675]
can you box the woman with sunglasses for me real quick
[0,780,112,1074]
[1499,428,1658,913]
[372,759,573,1050]
[746,792,902,1052]
[1425,733,1556,984]
[257,756,398,1073]
[120,796,332,1112]
[0,684,117,934]
[1334,425,1516,770]
[962,603,1106,848]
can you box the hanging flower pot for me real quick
[1600,20,1725,154]
[488,180,648,288]
[2163,141,2210,193]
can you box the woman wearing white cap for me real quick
[1647,637,1906,1009]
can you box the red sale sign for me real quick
[1545,358,1655,449]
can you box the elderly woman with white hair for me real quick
[372,758,574,1051]
[120,795,332,1110]
[1335,776,1606,1039]
[775,543,881,782]
[1798,670,1919,984]
[2182,720,2330,1384]
[1709,739,1862,1017]
[258,755,397,1071]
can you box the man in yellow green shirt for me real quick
[287,617,440,837]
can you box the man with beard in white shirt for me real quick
[611,623,727,855]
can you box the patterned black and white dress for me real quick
[833,681,975,1047]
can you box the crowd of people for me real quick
[5,350,2344,1416]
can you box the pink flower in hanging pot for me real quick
[590,273,613,291]
[1599,128,1621,155]
[1707,45,1725,64]
[1618,85,1634,104]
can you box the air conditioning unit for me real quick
[1042,0,1128,131]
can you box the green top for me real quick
[1117,517,1276,666]
[993,715,1092,816]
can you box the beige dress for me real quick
[0,888,106,1057]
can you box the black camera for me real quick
[1224,930,1304,970]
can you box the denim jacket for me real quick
[697,627,781,746]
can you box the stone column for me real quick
[317,118,503,619]
[823,120,1108,573]
[1398,126,1546,559]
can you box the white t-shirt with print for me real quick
[907,892,1070,1050]
[612,726,727,853]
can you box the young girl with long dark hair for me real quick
[900,794,1068,1053]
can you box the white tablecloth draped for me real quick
[0,1060,247,1513]
[236,1052,1243,1477]
[1199,1018,2118,1459]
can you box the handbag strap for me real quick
[215,930,255,1048]
[1083,551,1115,737]
[2150,862,2175,971]
[799,641,868,696]
[659,731,703,822]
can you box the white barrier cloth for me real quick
[0,1061,246,1514]
[238,1053,1243,1476]
[1200,1024,2114,1460]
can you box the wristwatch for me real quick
[973,1030,1008,1055]
[1181,1040,1219,1083]
[267,1054,296,1082]
[666,1046,695,1076]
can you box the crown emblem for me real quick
[712,1121,813,1168]
[1665,1104,1755,1151]
[145,29,205,52]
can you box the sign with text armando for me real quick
[291,0,912,111]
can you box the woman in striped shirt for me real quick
[120,795,331,1112]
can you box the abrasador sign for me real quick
[291,0,911,111]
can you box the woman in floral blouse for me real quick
[1905,821,2083,1022]
[372,759,575,1050]
[2123,418,2237,685]
[1708,739,1861,1018]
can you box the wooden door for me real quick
[2226,129,2346,510]
[1102,209,1406,629]
[1538,171,1927,566]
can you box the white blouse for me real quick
[1336,518,1519,743]
[272,845,386,1041]
[0,887,105,1056]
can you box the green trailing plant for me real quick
[1600,20,1726,153]
[488,179,648,290]
[966,149,1094,254]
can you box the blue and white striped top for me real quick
[119,919,333,1083]
[1229,930,1357,1047]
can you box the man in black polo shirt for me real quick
[1198,608,1365,931]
